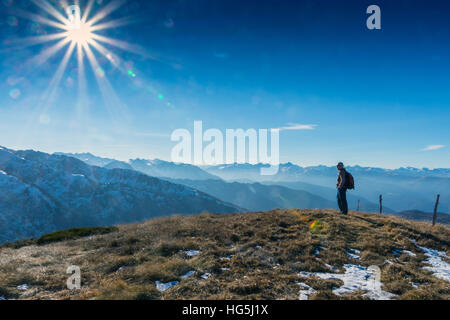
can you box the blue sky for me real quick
[0,0,449,168]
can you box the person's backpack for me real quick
[345,171,355,190]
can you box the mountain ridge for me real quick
[389,210,450,225]
[169,178,336,212]
[55,150,449,213]
[203,163,449,213]
[0,147,240,243]
[57,152,221,181]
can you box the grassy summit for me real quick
[0,209,449,300]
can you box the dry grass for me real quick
[0,209,449,300]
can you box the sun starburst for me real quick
[7,0,143,127]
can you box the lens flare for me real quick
[7,16,19,27]
[9,88,21,99]
[96,67,105,78]
[309,220,319,231]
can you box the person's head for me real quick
[337,162,344,170]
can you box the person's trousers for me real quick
[337,188,348,214]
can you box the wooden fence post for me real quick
[379,195,382,214]
[432,194,440,226]
[356,200,360,212]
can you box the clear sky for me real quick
[0,0,449,168]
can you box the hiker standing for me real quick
[336,162,349,215]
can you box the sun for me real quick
[64,4,93,46]
[66,21,93,46]
[5,0,148,123]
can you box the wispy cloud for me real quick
[422,145,445,151]
[276,123,317,131]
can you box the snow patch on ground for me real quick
[180,271,195,279]
[299,264,396,300]
[324,263,338,271]
[314,246,325,255]
[346,248,361,260]
[392,249,416,257]
[402,250,417,257]
[155,281,179,292]
[298,283,317,300]
[412,242,450,282]
[116,266,126,272]
[17,284,29,291]
[184,250,201,257]
[201,273,212,280]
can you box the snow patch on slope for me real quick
[392,249,416,257]
[184,250,201,257]
[180,271,196,279]
[155,281,178,292]
[299,264,396,300]
[298,282,317,300]
[346,248,361,260]
[411,240,450,282]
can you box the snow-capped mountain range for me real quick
[57,153,220,181]
[203,163,450,213]
[1,147,448,243]
[203,162,450,181]
[57,152,449,213]
[0,147,239,243]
